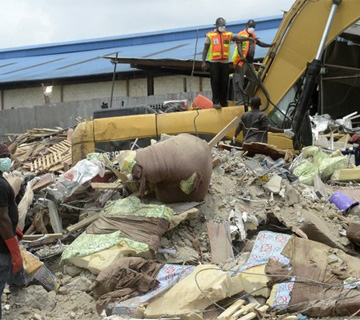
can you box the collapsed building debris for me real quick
[1,118,360,320]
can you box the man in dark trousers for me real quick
[0,143,24,319]
[232,19,275,105]
[202,17,241,109]
[232,96,294,144]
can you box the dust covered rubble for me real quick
[2,134,360,319]
[2,267,99,320]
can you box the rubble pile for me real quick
[2,126,360,320]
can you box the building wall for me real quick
[1,75,211,110]
[63,81,127,102]
[3,86,58,110]
[154,75,211,95]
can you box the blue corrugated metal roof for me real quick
[0,16,282,84]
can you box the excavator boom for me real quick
[256,0,360,110]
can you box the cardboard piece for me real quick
[144,265,232,318]
[207,222,234,264]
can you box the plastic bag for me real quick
[48,159,104,201]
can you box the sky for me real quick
[0,0,294,49]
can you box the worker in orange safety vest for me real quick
[202,17,242,109]
[232,20,275,106]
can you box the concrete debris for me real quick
[2,124,360,320]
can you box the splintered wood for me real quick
[30,140,71,174]
[217,299,269,320]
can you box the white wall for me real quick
[63,81,126,102]
[1,75,211,110]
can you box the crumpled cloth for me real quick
[133,133,212,203]
[91,257,163,315]
[86,216,169,251]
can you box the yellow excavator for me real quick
[72,0,360,163]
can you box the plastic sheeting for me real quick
[293,146,347,185]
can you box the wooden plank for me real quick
[91,182,122,190]
[62,154,72,161]
[49,163,64,172]
[237,305,269,320]
[45,154,51,169]
[33,159,39,171]
[65,213,101,234]
[32,174,55,192]
[208,116,240,148]
[22,233,64,241]
[42,156,46,170]
[217,299,246,320]
[50,145,65,153]
[207,221,234,264]
[231,303,256,319]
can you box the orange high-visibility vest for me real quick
[232,29,256,66]
[206,31,233,61]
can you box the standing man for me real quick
[0,143,24,319]
[232,20,275,105]
[232,97,294,144]
[201,17,235,109]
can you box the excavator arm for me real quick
[256,0,360,113]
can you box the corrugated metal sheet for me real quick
[0,16,282,84]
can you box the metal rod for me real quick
[315,0,342,60]
[110,52,118,108]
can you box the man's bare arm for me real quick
[257,40,275,48]
[232,35,257,42]
[201,43,210,71]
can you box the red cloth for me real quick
[15,227,23,241]
[351,133,359,143]
[5,237,23,274]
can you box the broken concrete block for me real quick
[12,285,56,312]
[300,210,339,248]
[331,167,360,182]
[264,174,282,194]
[144,265,232,318]
[231,265,271,298]
[285,185,301,206]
